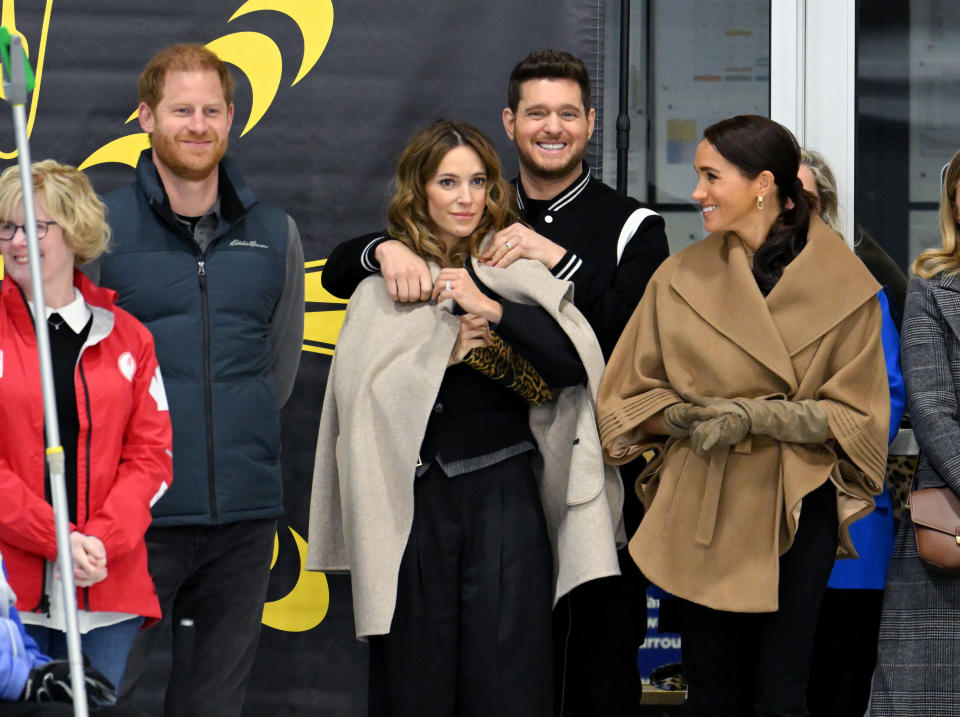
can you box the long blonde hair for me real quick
[913,147,960,278]
[386,120,516,268]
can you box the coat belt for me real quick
[694,446,729,547]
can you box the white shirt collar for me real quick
[27,288,91,333]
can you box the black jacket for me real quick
[515,165,669,357]
[321,164,669,359]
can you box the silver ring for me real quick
[505,241,511,249]
[445,280,451,291]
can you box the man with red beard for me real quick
[322,50,668,716]
[82,43,304,717]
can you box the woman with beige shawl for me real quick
[308,121,623,717]
[597,115,888,716]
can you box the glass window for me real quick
[603,0,770,254]
[856,0,959,269]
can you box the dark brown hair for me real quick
[704,115,814,294]
[507,49,590,112]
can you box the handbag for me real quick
[909,485,960,574]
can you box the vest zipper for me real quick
[198,257,217,522]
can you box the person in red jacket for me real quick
[0,160,172,692]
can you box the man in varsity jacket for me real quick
[321,49,668,717]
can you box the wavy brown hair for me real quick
[913,147,960,278]
[386,120,517,268]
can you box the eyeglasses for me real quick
[0,220,58,241]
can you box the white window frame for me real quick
[771,0,857,245]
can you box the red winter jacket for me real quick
[0,270,172,622]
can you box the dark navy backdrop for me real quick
[0,1,608,713]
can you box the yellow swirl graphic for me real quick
[262,526,329,632]
[303,259,347,356]
[205,32,282,137]
[0,0,29,59]
[229,0,333,86]
[78,0,332,170]
[77,132,150,171]
[0,0,53,158]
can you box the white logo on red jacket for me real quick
[150,367,169,412]
[118,352,136,382]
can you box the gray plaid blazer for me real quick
[871,275,960,715]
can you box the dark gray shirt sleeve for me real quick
[270,215,305,408]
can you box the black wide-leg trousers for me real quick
[368,454,554,717]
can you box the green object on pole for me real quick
[0,26,35,94]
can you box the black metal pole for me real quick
[616,0,631,195]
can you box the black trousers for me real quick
[552,456,647,717]
[807,588,883,717]
[368,455,554,717]
[118,518,277,717]
[678,482,839,717]
[551,550,645,717]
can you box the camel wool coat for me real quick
[597,217,889,612]
[307,250,624,638]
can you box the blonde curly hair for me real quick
[0,160,111,263]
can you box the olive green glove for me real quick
[690,405,750,455]
[662,402,718,437]
[735,398,829,443]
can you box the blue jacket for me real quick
[98,151,289,526]
[827,288,905,589]
[1,557,47,701]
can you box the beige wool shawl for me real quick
[306,251,624,638]
[597,217,889,612]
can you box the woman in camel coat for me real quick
[597,115,889,716]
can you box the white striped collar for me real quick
[515,163,592,215]
[548,170,591,211]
